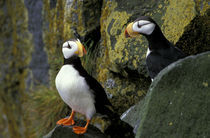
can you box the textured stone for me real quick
[44,125,107,138]
[135,52,210,137]
[44,118,134,138]
[97,0,210,114]
[121,99,145,134]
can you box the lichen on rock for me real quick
[0,0,33,137]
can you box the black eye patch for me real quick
[137,22,142,28]
[67,43,72,49]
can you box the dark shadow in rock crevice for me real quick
[175,9,210,56]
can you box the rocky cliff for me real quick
[0,0,209,137]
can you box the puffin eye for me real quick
[137,22,142,28]
[67,43,72,49]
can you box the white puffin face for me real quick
[62,41,79,59]
[62,39,87,59]
[132,20,155,35]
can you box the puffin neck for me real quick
[145,26,170,50]
[63,56,81,65]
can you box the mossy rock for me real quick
[97,0,210,114]
[135,51,210,137]
[0,0,33,137]
[101,0,210,76]
[176,8,210,55]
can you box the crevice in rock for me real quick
[176,9,210,56]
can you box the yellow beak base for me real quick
[125,22,139,37]
[75,41,87,57]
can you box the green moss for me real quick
[175,8,210,55]
[43,0,66,84]
[162,0,196,43]
[0,0,32,137]
[195,0,210,16]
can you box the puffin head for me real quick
[125,16,156,38]
[62,39,87,59]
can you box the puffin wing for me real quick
[146,52,174,79]
[84,75,112,106]
[82,71,114,115]
[72,61,112,108]
[146,46,185,79]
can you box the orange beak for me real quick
[82,45,87,55]
[125,29,130,38]
[125,22,139,38]
[75,40,87,57]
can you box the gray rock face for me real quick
[135,52,210,138]
[121,99,145,134]
[24,0,49,86]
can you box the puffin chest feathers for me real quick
[55,65,96,119]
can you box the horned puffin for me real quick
[55,39,114,134]
[125,16,186,80]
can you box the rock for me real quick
[96,0,210,114]
[25,0,49,86]
[120,99,145,134]
[176,8,210,55]
[43,118,134,138]
[43,124,107,138]
[63,0,102,44]
[0,0,33,137]
[135,52,210,137]
[100,0,210,78]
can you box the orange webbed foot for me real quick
[56,118,75,126]
[56,118,68,125]
[73,126,87,134]
[73,119,90,135]
[56,110,75,126]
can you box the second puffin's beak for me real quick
[125,22,139,38]
[125,29,130,38]
[75,41,87,57]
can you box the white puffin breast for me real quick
[55,65,96,119]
